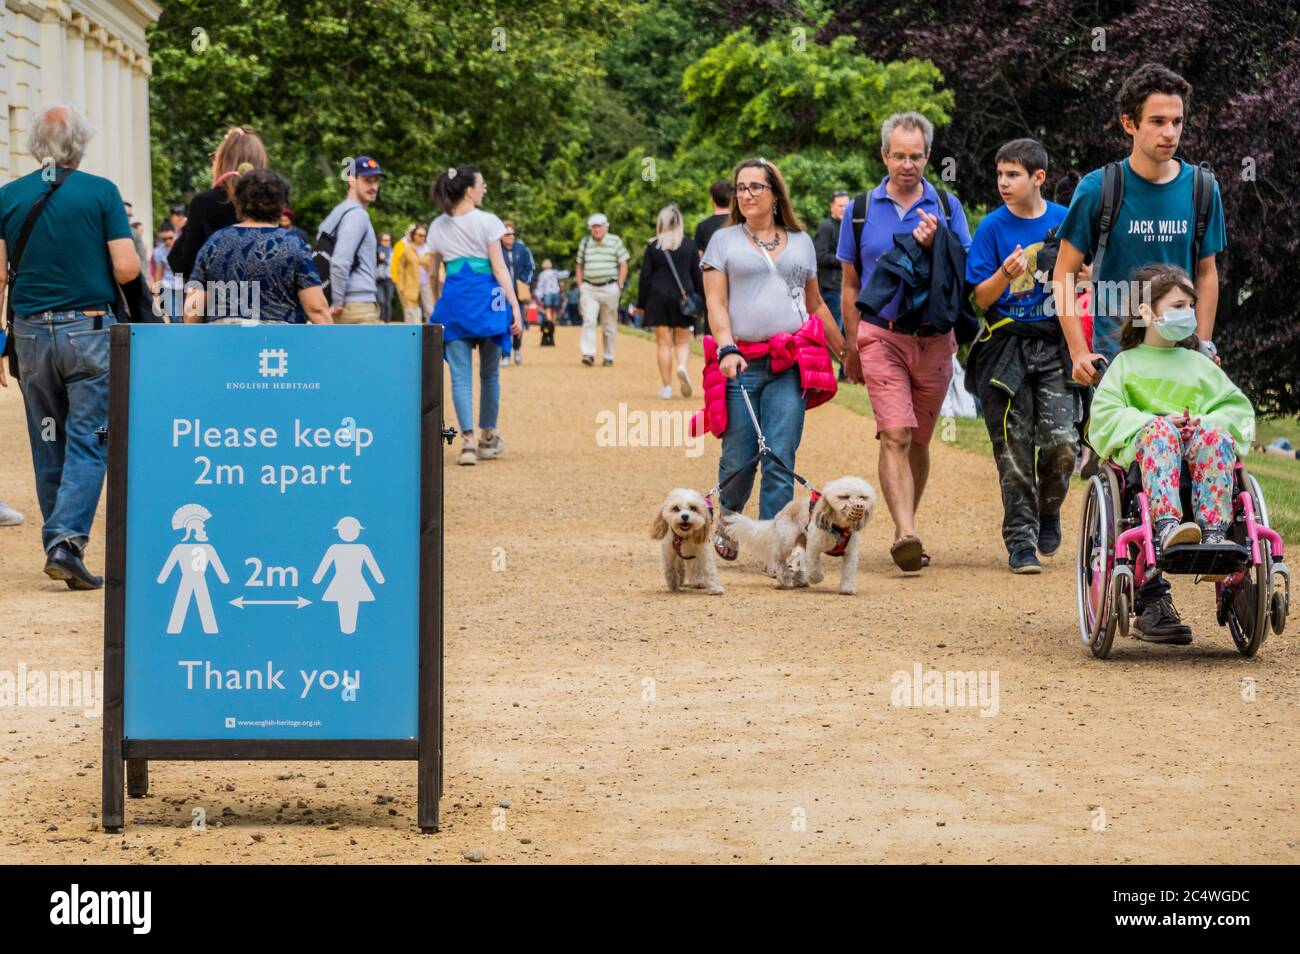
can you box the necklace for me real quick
[743,223,782,251]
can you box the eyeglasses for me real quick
[735,183,772,197]
[887,153,926,165]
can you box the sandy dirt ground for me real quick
[0,325,1296,864]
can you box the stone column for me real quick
[67,15,87,116]
[83,26,106,175]
[133,57,154,244]
[38,4,66,103]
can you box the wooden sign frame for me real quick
[101,323,444,832]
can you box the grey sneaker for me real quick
[0,500,23,527]
[677,365,692,398]
[476,433,506,460]
[457,437,478,466]
[1157,520,1201,558]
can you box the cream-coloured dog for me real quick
[722,476,876,594]
[651,488,724,595]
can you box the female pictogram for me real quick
[158,504,230,634]
[312,516,384,634]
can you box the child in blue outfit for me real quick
[965,138,1083,574]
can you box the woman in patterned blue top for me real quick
[184,169,331,324]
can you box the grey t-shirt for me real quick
[701,225,816,341]
[317,198,377,306]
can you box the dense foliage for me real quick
[148,0,1297,410]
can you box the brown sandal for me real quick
[714,530,739,562]
[890,536,924,572]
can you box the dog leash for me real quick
[703,380,817,506]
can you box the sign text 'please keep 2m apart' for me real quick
[171,416,375,494]
[124,327,421,740]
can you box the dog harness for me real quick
[672,495,712,560]
[807,490,853,558]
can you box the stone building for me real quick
[2,0,162,235]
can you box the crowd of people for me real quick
[0,63,1263,651]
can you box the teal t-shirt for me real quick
[1056,158,1226,359]
[0,167,130,315]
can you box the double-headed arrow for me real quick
[229,596,311,609]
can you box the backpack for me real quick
[312,206,364,303]
[1036,160,1217,288]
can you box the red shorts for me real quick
[857,321,956,445]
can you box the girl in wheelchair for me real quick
[1088,263,1256,645]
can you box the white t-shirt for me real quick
[424,209,507,262]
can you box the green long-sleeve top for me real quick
[1087,344,1256,468]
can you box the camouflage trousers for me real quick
[979,338,1081,555]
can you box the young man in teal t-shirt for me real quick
[1054,64,1226,375]
[1052,64,1227,643]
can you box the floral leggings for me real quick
[1134,417,1236,530]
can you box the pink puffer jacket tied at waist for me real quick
[689,315,837,439]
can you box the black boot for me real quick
[44,542,103,590]
[1133,589,1192,645]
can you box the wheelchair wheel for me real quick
[1225,475,1271,657]
[1077,472,1120,658]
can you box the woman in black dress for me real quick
[168,126,269,281]
[636,204,702,399]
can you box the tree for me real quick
[148,0,625,233]
[825,0,1300,412]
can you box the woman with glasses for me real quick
[701,158,846,562]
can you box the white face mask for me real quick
[1153,306,1198,341]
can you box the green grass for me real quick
[834,390,1300,545]
[832,385,994,457]
[623,323,1300,545]
[1245,416,1300,544]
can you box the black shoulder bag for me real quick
[4,169,72,380]
[661,244,705,325]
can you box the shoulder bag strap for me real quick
[661,243,688,297]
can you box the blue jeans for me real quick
[823,290,842,331]
[444,336,501,434]
[718,357,806,520]
[12,310,113,553]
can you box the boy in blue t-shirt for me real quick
[965,138,1081,574]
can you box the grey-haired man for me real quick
[574,213,629,366]
[0,105,141,589]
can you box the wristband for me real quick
[718,344,741,361]
[1000,263,1013,279]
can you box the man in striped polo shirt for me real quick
[575,212,629,366]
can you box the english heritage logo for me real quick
[225,346,320,391]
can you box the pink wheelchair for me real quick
[1077,458,1290,658]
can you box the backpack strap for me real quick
[936,186,952,224]
[1191,163,1215,267]
[1091,161,1125,280]
[850,191,869,274]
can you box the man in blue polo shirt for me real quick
[838,111,973,572]
[0,105,141,590]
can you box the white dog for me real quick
[722,476,876,594]
[651,489,724,595]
